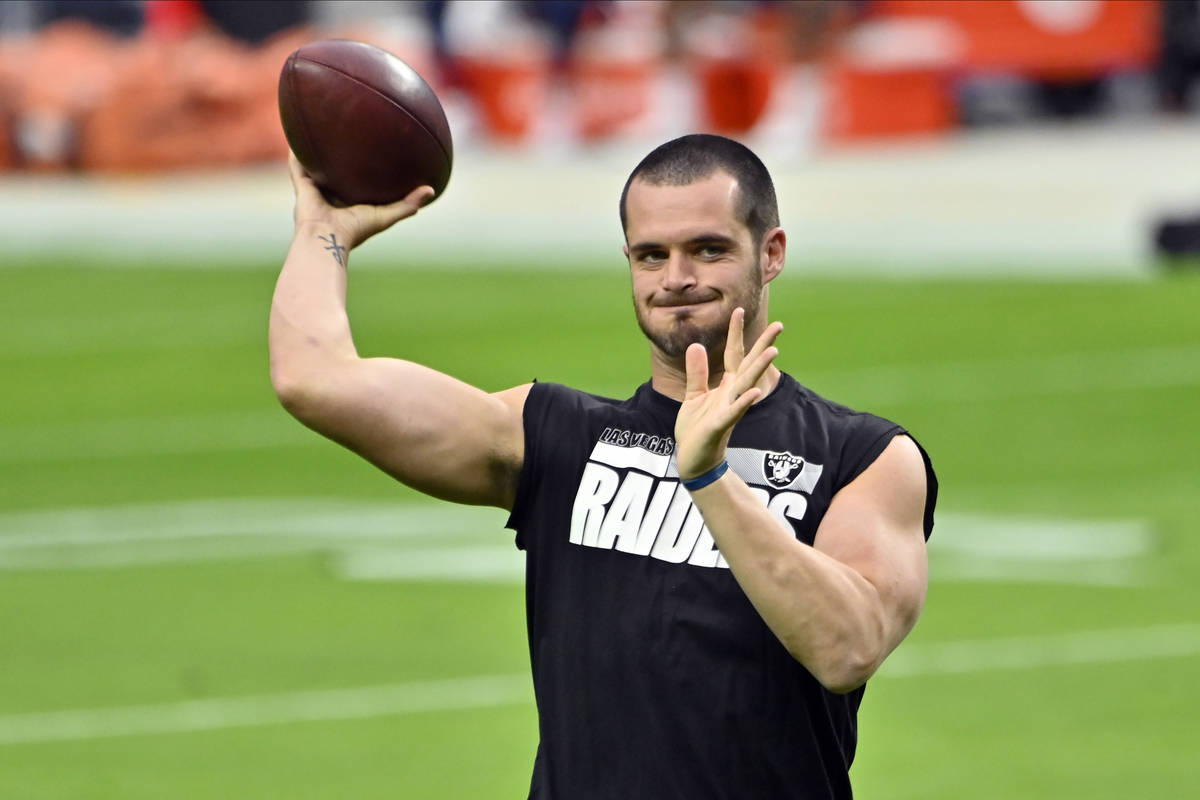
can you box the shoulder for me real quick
[523,381,629,424]
[520,382,650,458]
[784,374,898,435]
[766,373,906,461]
[775,373,938,537]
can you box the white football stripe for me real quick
[1,624,1197,745]
[881,623,1200,679]
[0,500,1158,588]
[928,513,1155,586]
[0,674,532,746]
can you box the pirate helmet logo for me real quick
[763,451,805,489]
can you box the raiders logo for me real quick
[763,451,805,489]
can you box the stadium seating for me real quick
[0,0,1174,171]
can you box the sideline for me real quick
[8,122,1200,276]
[1,624,1197,746]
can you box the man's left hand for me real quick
[674,309,783,480]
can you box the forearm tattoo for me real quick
[317,233,347,267]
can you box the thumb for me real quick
[367,185,436,228]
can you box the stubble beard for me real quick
[635,258,763,360]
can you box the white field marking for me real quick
[0,498,511,571]
[337,512,1156,586]
[0,498,508,546]
[0,500,1152,587]
[0,411,315,464]
[336,546,525,583]
[932,513,1153,560]
[929,513,1155,587]
[0,674,532,747]
[1,624,1198,746]
[880,623,1200,679]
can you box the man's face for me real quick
[623,171,763,360]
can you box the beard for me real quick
[635,257,763,359]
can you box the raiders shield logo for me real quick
[763,451,805,489]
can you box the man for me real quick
[270,134,937,799]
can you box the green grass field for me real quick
[2,260,1198,798]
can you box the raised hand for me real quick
[674,308,783,481]
[288,151,435,252]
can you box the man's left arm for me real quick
[687,436,928,694]
[674,310,928,694]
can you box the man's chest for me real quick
[548,418,835,570]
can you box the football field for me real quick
[2,260,1198,797]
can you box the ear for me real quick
[760,227,786,284]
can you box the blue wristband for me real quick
[681,460,729,492]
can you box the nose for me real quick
[661,250,696,292]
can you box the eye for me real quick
[637,250,667,266]
[698,244,727,259]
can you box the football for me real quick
[278,39,453,207]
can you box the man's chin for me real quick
[643,320,727,359]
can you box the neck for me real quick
[649,350,781,402]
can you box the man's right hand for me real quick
[273,152,528,510]
[288,151,436,252]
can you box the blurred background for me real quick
[2,1,1198,798]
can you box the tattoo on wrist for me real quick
[317,233,347,267]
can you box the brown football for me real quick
[278,39,452,206]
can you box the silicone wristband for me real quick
[681,460,729,492]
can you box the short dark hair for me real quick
[619,134,780,245]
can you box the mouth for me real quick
[653,295,718,310]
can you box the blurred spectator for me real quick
[0,0,1191,172]
[195,0,308,44]
[1160,0,1200,111]
[1154,212,1200,262]
[29,0,145,37]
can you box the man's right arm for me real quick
[269,155,529,510]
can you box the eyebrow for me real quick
[628,234,739,255]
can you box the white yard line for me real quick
[928,513,1155,586]
[881,623,1200,678]
[0,498,507,545]
[0,498,511,571]
[0,501,1152,587]
[0,674,533,747]
[336,545,524,582]
[1,624,1196,746]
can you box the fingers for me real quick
[722,386,762,427]
[743,320,783,366]
[287,151,316,195]
[724,307,745,375]
[287,150,304,180]
[732,344,779,398]
[288,151,335,228]
[730,321,782,397]
[684,342,709,400]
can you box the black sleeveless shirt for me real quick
[507,374,937,799]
